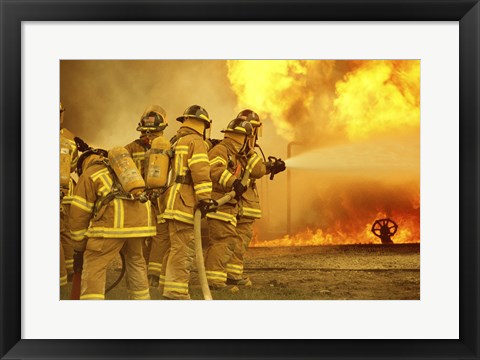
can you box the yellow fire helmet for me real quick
[137,105,167,132]
[237,109,262,137]
[176,105,212,129]
[221,118,254,136]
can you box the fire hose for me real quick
[105,252,126,294]
[194,169,251,300]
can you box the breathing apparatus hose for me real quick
[194,169,251,300]
[105,252,126,294]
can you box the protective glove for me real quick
[73,250,84,274]
[196,199,218,218]
[232,179,247,200]
[74,137,91,152]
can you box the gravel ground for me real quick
[63,243,420,300]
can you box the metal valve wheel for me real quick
[371,218,398,244]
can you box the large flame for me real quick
[227,60,420,144]
[251,212,420,247]
[227,60,420,246]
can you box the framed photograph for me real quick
[1,0,478,359]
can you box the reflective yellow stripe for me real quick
[206,270,227,282]
[246,153,261,173]
[129,288,150,295]
[194,182,212,195]
[226,264,243,275]
[132,293,150,300]
[132,152,145,159]
[226,263,243,270]
[156,213,166,224]
[166,183,180,212]
[159,275,166,285]
[207,211,237,226]
[98,173,113,195]
[145,202,152,227]
[129,288,150,299]
[175,146,189,156]
[65,259,74,271]
[209,156,226,166]
[60,275,68,287]
[240,207,262,219]
[219,170,233,187]
[163,209,194,224]
[148,262,162,271]
[61,196,74,205]
[164,281,189,294]
[80,293,105,300]
[91,168,110,181]
[70,228,88,241]
[71,196,94,212]
[86,226,157,238]
[113,198,125,228]
[188,153,209,167]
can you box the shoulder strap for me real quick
[135,138,151,151]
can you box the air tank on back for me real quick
[60,136,72,188]
[108,147,145,196]
[145,136,171,188]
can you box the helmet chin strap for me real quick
[238,136,249,155]
[204,126,211,141]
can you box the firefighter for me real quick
[124,105,170,286]
[203,118,254,289]
[225,110,286,286]
[69,148,156,300]
[59,102,78,288]
[160,105,216,300]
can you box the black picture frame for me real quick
[1,0,479,359]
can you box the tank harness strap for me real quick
[135,138,151,151]
[175,170,193,185]
[92,159,136,217]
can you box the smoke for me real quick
[60,60,239,149]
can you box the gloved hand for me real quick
[74,136,91,152]
[196,199,218,218]
[232,179,247,200]
[73,250,84,274]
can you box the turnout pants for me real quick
[80,237,150,300]
[147,221,170,282]
[60,243,68,287]
[60,206,74,280]
[226,219,254,280]
[161,220,195,300]
[204,219,239,287]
